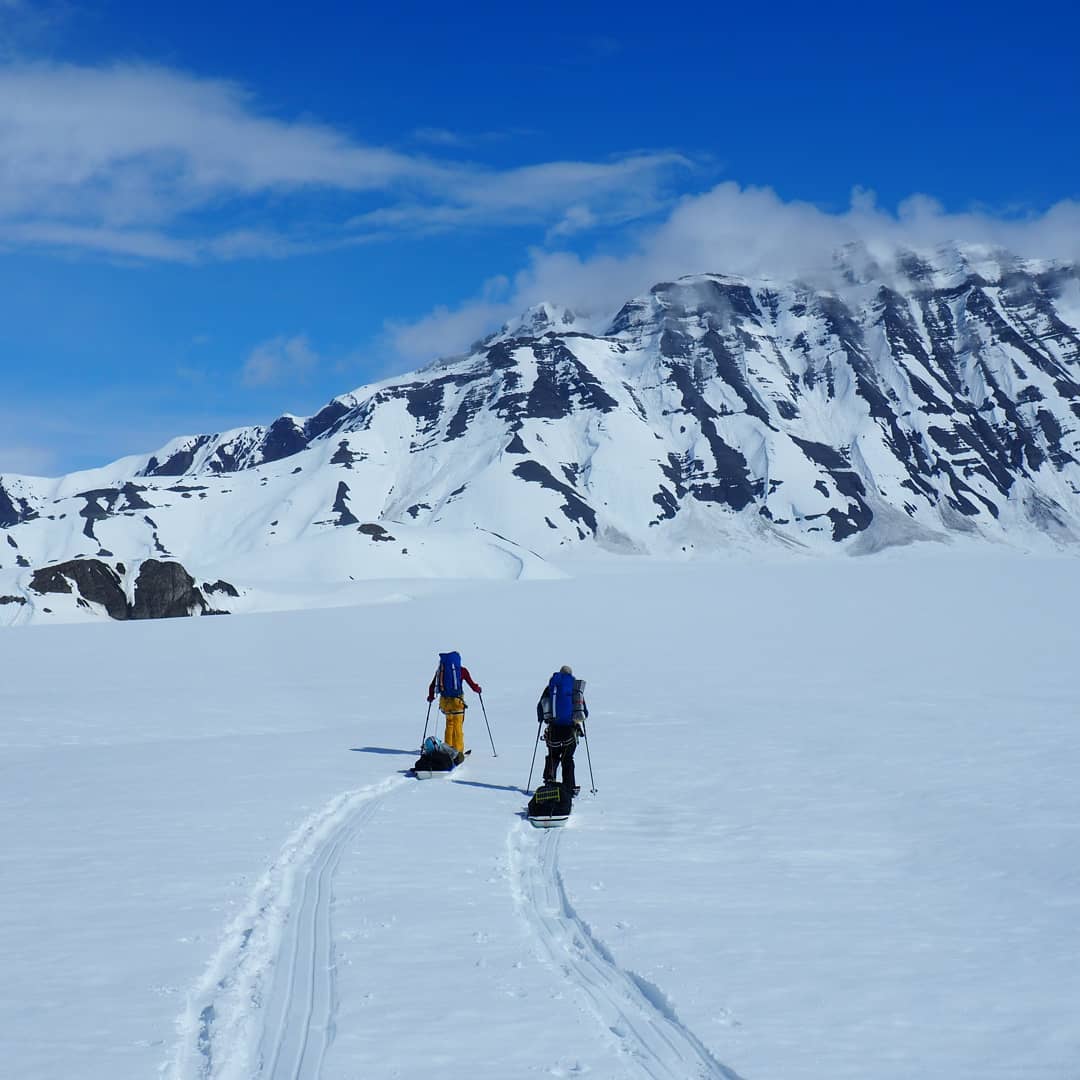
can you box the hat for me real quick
[560,664,573,675]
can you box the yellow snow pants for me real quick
[440,695,465,752]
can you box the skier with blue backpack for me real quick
[538,665,587,797]
[427,650,482,754]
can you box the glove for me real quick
[475,685,483,694]
[427,693,434,703]
[575,723,584,736]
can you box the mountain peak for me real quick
[500,302,578,339]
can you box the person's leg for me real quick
[562,744,576,793]
[447,708,464,752]
[441,696,465,752]
[542,745,558,782]
[440,697,452,745]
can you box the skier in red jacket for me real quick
[427,651,482,753]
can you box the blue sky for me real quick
[1,0,1078,475]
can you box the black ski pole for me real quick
[581,724,597,793]
[419,699,433,750]
[526,723,542,793]
[478,693,497,757]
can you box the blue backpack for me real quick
[437,651,463,696]
[548,671,575,723]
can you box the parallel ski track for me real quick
[257,795,383,1080]
[167,775,406,1080]
[511,822,742,1080]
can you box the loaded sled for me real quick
[527,781,572,828]
[411,737,469,779]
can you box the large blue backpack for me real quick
[548,671,575,723]
[437,651,463,696]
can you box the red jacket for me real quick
[428,665,481,701]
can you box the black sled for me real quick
[527,781,572,828]
[412,746,470,779]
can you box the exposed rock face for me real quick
[0,481,38,528]
[203,579,240,598]
[359,523,395,541]
[28,558,234,620]
[331,481,359,526]
[30,560,129,619]
[131,559,212,619]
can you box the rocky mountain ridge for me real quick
[3,244,1079,622]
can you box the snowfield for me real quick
[3,551,1078,1080]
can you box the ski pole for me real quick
[478,693,497,757]
[526,723,542,793]
[419,699,433,750]
[581,724,597,793]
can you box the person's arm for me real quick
[461,666,482,694]
[427,672,437,702]
[537,691,546,724]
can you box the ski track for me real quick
[510,822,743,1080]
[164,775,406,1080]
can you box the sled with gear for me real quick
[527,781,573,828]
[411,736,470,779]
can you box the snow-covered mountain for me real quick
[3,244,1079,622]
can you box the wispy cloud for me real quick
[241,334,319,387]
[0,220,197,261]
[347,153,687,236]
[411,126,534,148]
[0,442,58,476]
[0,62,691,261]
[385,300,510,369]
[383,181,1080,366]
[0,0,70,58]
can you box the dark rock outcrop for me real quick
[28,558,233,620]
[332,481,359,526]
[30,560,129,619]
[359,523,396,541]
[0,482,38,527]
[203,579,240,598]
[131,560,210,619]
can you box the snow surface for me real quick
[3,552,1079,1079]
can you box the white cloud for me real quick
[348,153,687,236]
[383,181,1080,365]
[0,220,197,260]
[0,62,690,260]
[242,335,319,388]
[386,299,512,368]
